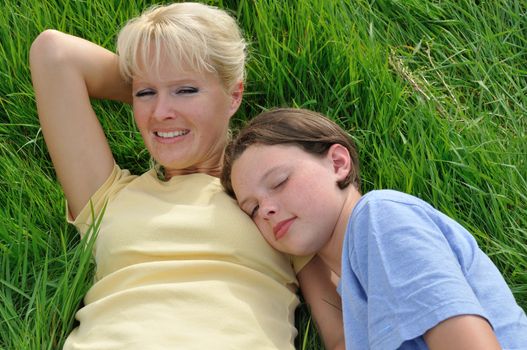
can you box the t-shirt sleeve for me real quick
[350,198,488,349]
[66,164,134,239]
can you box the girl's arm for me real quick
[30,30,132,218]
[297,255,345,350]
[424,315,502,350]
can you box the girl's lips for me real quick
[273,217,296,240]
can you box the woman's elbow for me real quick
[29,29,68,70]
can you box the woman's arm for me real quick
[297,255,345,350]
[30,30,131,218]
[424,315,502,350]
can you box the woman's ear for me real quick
[228,81,244,116]
[327,144,351,182]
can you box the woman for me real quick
[29,2,342,349]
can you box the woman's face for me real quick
[132,62,242,178]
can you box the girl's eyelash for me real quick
[273,177,288,189]
[250,205,259,218]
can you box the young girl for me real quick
[221,108,527,350]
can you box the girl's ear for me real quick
[327,144,351,182]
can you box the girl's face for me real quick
[231,144,350,256]
[132,61,242,178]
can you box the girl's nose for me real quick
[261,198,277,220]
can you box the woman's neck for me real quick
[164,165,221,180]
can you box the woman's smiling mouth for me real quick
[155,130,190,138]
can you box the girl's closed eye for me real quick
[250,204,260,218]
[272,176,288,190]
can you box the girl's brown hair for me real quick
[221,108,360,198]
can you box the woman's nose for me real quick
[153,93,175,120]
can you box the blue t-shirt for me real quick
[338,190,527,350]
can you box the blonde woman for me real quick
[30,2,343,349]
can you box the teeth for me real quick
[156,130,189,138]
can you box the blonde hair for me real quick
[116,2,246,90]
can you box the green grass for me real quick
[1,0,526,348]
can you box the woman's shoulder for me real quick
[68,164,138,231]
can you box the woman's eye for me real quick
[250,205,260,218]
[135,89,155,98]
[177,87,198,94]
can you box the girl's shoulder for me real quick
[356,189,435,214]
